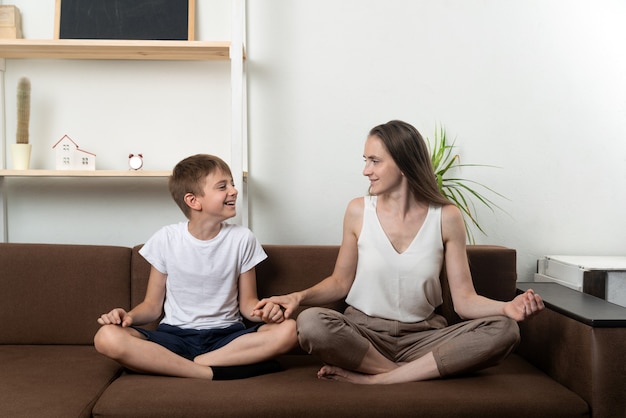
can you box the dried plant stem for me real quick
[16,77,31,145]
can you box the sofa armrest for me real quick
[516,282,626,418]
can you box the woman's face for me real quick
[362,135,404,196]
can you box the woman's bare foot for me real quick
[317,365,376,384]
[317,354,439,384]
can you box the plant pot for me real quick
[10,143,32,170]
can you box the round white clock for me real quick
[128,154,143,170]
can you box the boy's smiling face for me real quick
[196,169,238,220]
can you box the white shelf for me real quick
[0,169,246,178]
[0,0,248,241]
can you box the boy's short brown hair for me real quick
[168,154,232,218]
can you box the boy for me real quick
[94,154,297,380]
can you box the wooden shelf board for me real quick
[0,169,171,177]
[0,39,231,60]
[0,169,248,179]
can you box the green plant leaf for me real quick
[426,125,508,244]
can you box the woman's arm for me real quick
[442,205,543,320]
[254,198,363,319]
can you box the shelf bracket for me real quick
[0,176,6,242]
[1,58,6,241]
[230,0,247,226]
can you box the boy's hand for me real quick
[97,308,133,327]
[251,301,285,324]
[254,294,299,320]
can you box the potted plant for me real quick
[10,77,31,169]
[427,125,506,244]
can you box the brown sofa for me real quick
[1,243,624,417]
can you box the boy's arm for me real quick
[98,266,166,327]
[128,266,167,325]
[239,268,284,323]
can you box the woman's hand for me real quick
[503,289,545,321]
[253,293,300,320]
[251,300,285,324]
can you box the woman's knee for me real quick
[486,316,521,359]
[296,307,340,352]
[434,316,521,376]
[496,316,520,348]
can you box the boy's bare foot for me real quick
[317,365,376,384]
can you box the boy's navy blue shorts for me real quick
[134,322,263,360]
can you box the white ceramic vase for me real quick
[10,143,32,170]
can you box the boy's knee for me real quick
[94,325,124,357]
[277,319,298,351]
[257,319,298,355]
[274,318,297,341]
[94,325,110,353]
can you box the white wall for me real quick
[246,0,626,281]
[2,0,625,282]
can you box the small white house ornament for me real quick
[128,153,143,170]
[52,134,96,170]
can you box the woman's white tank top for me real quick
[345,196,444,322]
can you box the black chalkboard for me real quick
[55,0,195,41]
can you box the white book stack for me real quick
[536,255,626,308]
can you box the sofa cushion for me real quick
[465,245,517,300]
[0,345,122,418]
[256,245,345,314]
[0,243,131,344]
[130,244,517,327]
[257,245,517,326]
[92,354,587,418]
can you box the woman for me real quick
[254,120,543,384]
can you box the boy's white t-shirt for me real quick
[139,221,267,330]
